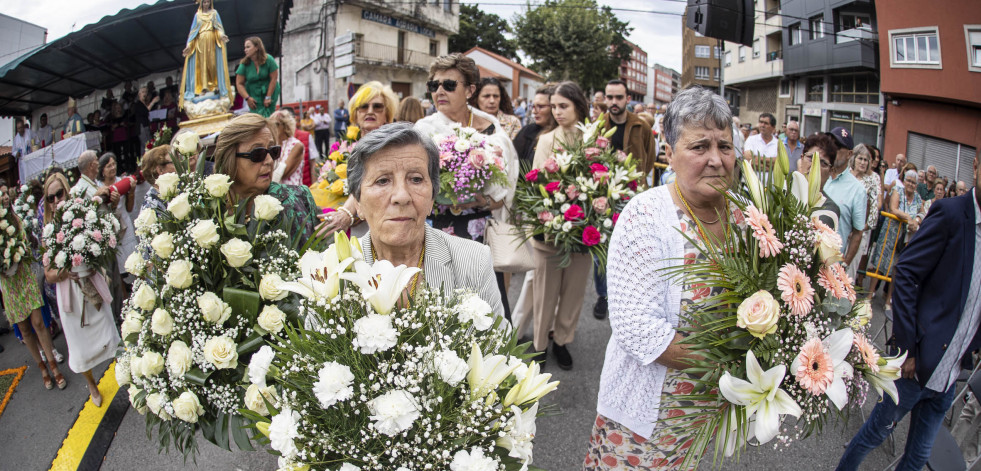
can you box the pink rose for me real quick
[565,184,580,200]
[543,158,560,174]
[56,232,65,243]
[524,168,540,182]
[537,211,554,224]
[592,197,609,213]
[544,181,561,194]
[72,218,84,228]
[468,149,486,168]
[108,235,117,248]
[564,204,585,221]
[584,147,602,159]
[616,150,628,163]
[71,254,83,267]
[582,226,601,246]
[595,136,610,148]
[91,230,103,242]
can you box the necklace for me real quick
[675,183,729,244]
[371,243,426,298]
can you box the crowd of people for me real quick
[2,48,979,471]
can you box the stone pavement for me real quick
[0,272,969,470]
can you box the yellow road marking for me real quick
[49,361,119,471]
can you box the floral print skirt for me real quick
[583,371,704,470]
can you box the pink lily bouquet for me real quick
[433,123,509,207]
[41,195,119,274]
[662,143,905,468]
[511,117,644,267]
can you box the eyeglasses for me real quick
[802,153,832,169]
[46,188,65,203]
[358,102,385,112]
[235,146,282,163]
[426,79,458,93]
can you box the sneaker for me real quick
[553,343,573,370]
[53,348,64,364]
[593,296,608,320]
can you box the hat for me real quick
[826,127,854,150]
[67,97,77,108]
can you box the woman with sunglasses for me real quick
[3,180,66,391]
[268,109,306,186]
[214,113,319,244]
[415,53,520,320]
[319,82,399,238]
[42,173,120,406]
[469,77,522,140]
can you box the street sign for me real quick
[334,32,354,46]
[336,64,355,79]
[335,42,354,56]
[335,53,354,68]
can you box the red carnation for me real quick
[612,212,620,225]
[564,204,585,221]
[628,180,639,191]
[582,226,601,246]
[525,168,540,182]
[544,181,561,193]
[590,163,609,174]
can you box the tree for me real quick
[513,0,633,92]
[448,5,519,60]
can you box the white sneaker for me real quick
[53,348,64,364]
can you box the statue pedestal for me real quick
[179,113,233,136]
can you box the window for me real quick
[429,40,439,57]
[695,45,711,58]
[739,46,746,62]
[714,46,722,58]
[890,28,941,67]
[714,67,720,80]
[828,111,879,149]
[966,25,981,72]
[725,51,732,67]
[829,74,879,104]
[807,77,824,102]
[443,0,452,12]
[809,15,825,40]
[789,23,802,46]
[694,66,710,80]
[753,38,761,58]
[779,79,792,97]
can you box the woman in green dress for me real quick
[2,190,66,390]
[234,36,281,118]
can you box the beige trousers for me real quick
[531,240,591,351]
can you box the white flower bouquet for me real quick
[41,195,119,274]
[245,233,558,471]
[118,147,307,457]
[660,144,903,468]
[0,201,34,276]
[13,184,40,244]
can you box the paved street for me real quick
[0,271,969,470]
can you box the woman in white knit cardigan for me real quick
[584,87,744,470]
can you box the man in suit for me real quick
[837,157,981,471]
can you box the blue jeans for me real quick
[593,256,607,299]
[836,377,956,471]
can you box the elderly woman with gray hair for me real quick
[584,87,744,470]
[348,122,504,319]
[867,168,925,311]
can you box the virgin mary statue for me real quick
[178,0,233,112]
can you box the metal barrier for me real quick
[861,211,907,283]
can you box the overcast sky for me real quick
[5,0,685,72]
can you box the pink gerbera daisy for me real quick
[795,338,835,395]
[777,264,815,316]
[853,334,880,373]
[832,264,858,303]
[745,206,784,258]
[818,266,847,300]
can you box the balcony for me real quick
[836,27,876,44]
[767,50,783,62]
[354,40,433,71]
[765,7,780,20]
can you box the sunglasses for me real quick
[235,146,282,163]
[358,102,385,112]
[46,188,65,203]
[427,79,458,93]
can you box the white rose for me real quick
[203,336,238,369]
[433,349,469,386]
[815,230,844,265]
[156,173,180,200]
[189,219,220,249]
[453,294,494,331]
[133,283,157,311]
[141,351,165,377]
[134,208,158,234]
[129,355,144,379]
[259,273,287,301]
[454,138,471,153]
[145,392,170,420]
[203,174,232,198]
[129,386,147,414]
[245,383,278,416]
[150,308,174,336]
[172,391,205,423]
[253,195,284,221]
[166,259,194,289]
[367,389,420,436]
[736,290,781,339]
[258,305,286,334]
[248,345,276,386]
[854,301,873,327]
[124,251,144,276]
[167,340,193,378]
[0,221,8,230]
[197,291,232,324]
[220,238,253,267]
[174,132,201,156]
[167,193,192,220]
[151,232,175,259]
[312,361,355,409]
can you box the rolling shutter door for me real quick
[906,132,977,182]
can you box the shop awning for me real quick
[0,0,292,117]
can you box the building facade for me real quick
[781,0,880,143]
[619,39,648,102]
[876,0,980,180]
[0,13,47,146]
[281,0,458,109]
[465,47,544,101]
[681,16,722,90]
[650,63,680,107]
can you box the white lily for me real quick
[791,328,855,410]
[339,260,421,314]
[496,403,538,465]
[467,343,519,399]
[865,351,907,404]
[740,159,767,212]
[807,150,826,207]
[278,249,354,300]
[576,119,601,144]
[503,361,559,407]
[719,350,801,444]
[553,151,573,172]
[789,171,810,207]
[720,404,755,457]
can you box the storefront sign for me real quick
[860,107,881,123]
[362,10,436,38]
[803,107,823,117]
